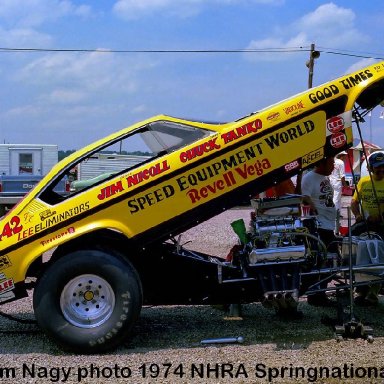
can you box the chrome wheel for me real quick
[60,274,115,328]
[34,249,142,352]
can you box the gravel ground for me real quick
[1,197,384,384]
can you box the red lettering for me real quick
[180,138,220,163]
[0,216,24,241]
[126,160,170,187]
[10,216,22,234]
[186,173,236,203]
[221,119,262,144]
[0,279,14,293]
[98,181,124,200]
[235,159,272,179]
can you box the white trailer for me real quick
[0,144,59,215]
[0,144,58,176]
[76,152,151,180]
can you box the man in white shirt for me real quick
[302,157,337,241]
[301,156,337,306]
[329,151,348,232]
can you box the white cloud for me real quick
[131,104,148,114]
[44,89,87,104]
[245,3,368,62]
[0,26,53,47]
[298,3,355,30]
[13,50,157,111]
[112,0,284,19]
[18,52,122,88]
[245,33,307,62]
[0,0,91,28]
[0,0,92,52]
[345,58,377,75]
[295,3,367,47]
[113,0,200,19]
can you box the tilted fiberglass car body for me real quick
[1,61,384,352]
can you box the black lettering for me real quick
[365,69,373,78]
[286,127,298,140]
[329,84,339,95]
[309,85,339,103]
[255,363,267,378]
[221,155,238,170]
[280,131,289,143]
[264,133,280,149]
[303,120,315,133]
[176,176,188,191]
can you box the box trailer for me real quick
[0,144,59,215]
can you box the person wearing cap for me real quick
[351,151,384,230]
[329,151,348,233]
[350,151,384,306]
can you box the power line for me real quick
[0,46,308,54]
[0,46,383,59]
[318,48,384,60]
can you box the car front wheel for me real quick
[33,248,142,353]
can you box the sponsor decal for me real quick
[263,120,314,149]
[186,172,236,203]
[23,212,34,223]
[0,255,12,271]
[126,160,170,188]
[308,84,339,104]
[302,148,324,166]
[98,180,124,200]
[186,159,271,204]
[40,209,56,221]
[99,161,171,200]
[327,116,345,134]
[283,100,305,116]
[338,69,373,90]
[40,227,75,246]
[330,132,346,148]
[267,112,280,122]
[373,64,384,73]
[0,273,14,295]
[180,138,221,162]
[284,160,300,172]
[18,202,90,241]
[0,216,23,242]
[221,119,262,145]
[127,115,318,213]
[127,185,175,213]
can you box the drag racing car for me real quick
[1,60,384,352]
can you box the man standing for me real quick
[302,157,337,247]
[351,151,384,232]
[330,151,348,233]
[301,157,337,306]
[350,151,384,306]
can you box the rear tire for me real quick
[33,248,142,353]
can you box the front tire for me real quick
[33,248,142,353]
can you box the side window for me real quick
[19,153,33,174]
[38,121,213,205]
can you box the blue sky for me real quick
[0,0,383,150]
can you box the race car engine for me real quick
[233,195,327,311]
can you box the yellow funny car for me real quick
[1,61,384,352]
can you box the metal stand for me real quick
[334,208,374,342]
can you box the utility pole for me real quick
[306,43,320,88]
[296,44,321,195]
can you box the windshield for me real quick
[38,120,213,205]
